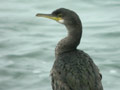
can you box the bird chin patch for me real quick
[58,19,64,24]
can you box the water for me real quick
[0,0,120,90]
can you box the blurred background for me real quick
[0,0,120,90]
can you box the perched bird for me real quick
[36,8,103,90]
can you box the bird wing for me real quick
[64,59,103,90]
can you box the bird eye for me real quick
[58,14,62,17]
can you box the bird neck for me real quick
[55,24,82,57]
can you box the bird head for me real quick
[36,8,81,26]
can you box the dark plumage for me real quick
[36,8,103,90]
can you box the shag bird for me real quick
[36,8,103,90]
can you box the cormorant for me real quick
[36,8,103,90]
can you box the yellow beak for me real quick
[36,13,63,21]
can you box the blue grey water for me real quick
[0,0,120,90]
